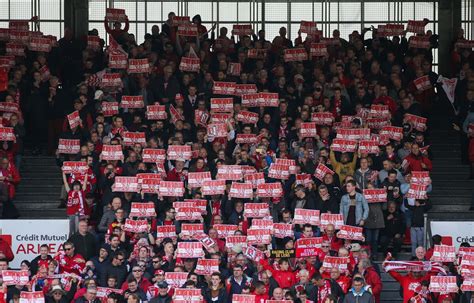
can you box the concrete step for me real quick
[15,209,66,218]
[15,202,62,210]
[429,197,472,205]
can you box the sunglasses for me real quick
[64,248,72,251]
[133,269,142,272]
[116,258,124,261]
[152,261,160,263]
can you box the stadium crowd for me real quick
[0,9,473,303]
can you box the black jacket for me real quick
[100,262,128,287]
[149,294,172,303]
[202,286,228,303]
[68,232,98,260]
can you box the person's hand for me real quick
[387,214,394,220]
[394,233,401,238]
[359,220,365,226]
[420,162,427,169]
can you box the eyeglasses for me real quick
[64,247,72,251]
[133,269,142,272]
[152,261,160,263]
[116,258,124,261]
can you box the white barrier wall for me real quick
[0,219,69,268]
[430,221,474,248]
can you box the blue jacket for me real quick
[340,192,369,225]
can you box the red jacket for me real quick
[363,267,382,303]
[388,271,431,303]
[404,153,433,173]
[322,234,343,252]
[260,259,297,289]
[0,163,20,199]
[336,275,352,293]
[54,253,85,275]
[0,238,13,261]
[252,292,269,303]
[121,277,152,293]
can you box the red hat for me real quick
[154,269,165,276]
[175,93,184,101]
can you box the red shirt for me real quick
[67,190,89,216]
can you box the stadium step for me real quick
[13,154,64,219]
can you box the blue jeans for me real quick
[410,227,424,256]
[365,228,380,256]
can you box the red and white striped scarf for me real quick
[382,260,447,275]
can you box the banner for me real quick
[431,245,456,263]
[188,171,212,188]
[312,112,334,125]
[331,139,357,153]
[195,259,219,275]
[167,145,192,161]
[156,225,177,240]
[58,139,80,154]
[363,189,387,203]
[128,59,150,74]
[429,276,458,293]
[19,291,44,303]
[430,221,474,248]
[176,242,204,258]
[236,110,259,124]
[437,75,457,105]
[213,81,236,95]
[159,181,184,197]
[268,163,290,180]
[256,182,283,198]
[235,84,257,96]
[123,219,148,233]
[337,225,365,241]
[321,256,350,272]
[201,179,226,195]
[295,237,323,257]
[225,235,247,249]
[247,229,271,245]
[382,260,447,274]
[210,98,234,113]
[87,35,101,51]
[142,148,166,163]
[284,48,308,62]
[61,161,88,174]
[300,122,317,138]
[273,223,294,238]
[407,20,426,34]
[101,102,118,117]
[121,95,144,108]
[217,165,242,180]
[243,203,270,218]
[112,176,139,192]
[179,57,200,72]
[314,163,335,181]
[232,294,256,303]
[229,182,253,199]
[106,8,127,22]
[1,220,69,268]
[146,105,167,120]
[129,202,156,217]
[232,24,253,36]
[1,270,29,285]
[293,209,320,226]
[320,213,344,230]
[214,224,238,238]
[0,127,16,141]
[165,272,188,289]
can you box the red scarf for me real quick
[67,190,86,216]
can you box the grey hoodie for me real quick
[342,288,375,303]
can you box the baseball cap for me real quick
[154,269,165,276]
[157,281,168,289]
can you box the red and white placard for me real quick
[300,21,318,34]
[121,95,144,109]
[179,57,200,72]
[180,223,203,238]
[293,209,320,226]
[236,110,259,124]
[431,245,456,263]
[0,29,9,41]
[314,163,335,181]
[256,182,283,198]
[268,163,290,180]
[235,84,257,96]
[123,131,146,146]
[66,111,81,129]
[167,145,192,161]
[235,134,258,145]
[96,288,124,301]
[177,199,207,214]
[100,144,124,161]
[217,165,242,181]
[213,81,236,95]
[128,58,150,74]
[156,225,177,240]
[370,104,391,119]
[61,161,88,174]
[9,30,30,44]
[284,48,308,62]
[6,42,25,56]
[380,126,403,141]
[320,213,344,230]
[367,118,390,130]
[321,37,341,46]
[140,178,161,194]
[146,105,167,120]
[58,139,80,154]
[142,148,166,163]
[413,75,431,92]
[210,112,232,124]
[337,225,365,241]
[232,294,256,303]
[177,24,198,36]
[330,138,358,153]
[214,224,238,238]
[106,8,127,22]
[123,219,148,233]
[109,53,128,69]
[176,207,202,221]
[176,242,204,258]
[210,98,234,113]
[101,102,118,117]
[112,176,139,192]
[0,56,15,68]
[165,272,188,289]
[227,62,241,76]
[321,256,350,272]
[244,203,270,218]
[337,128,371,141]
[171,16,190,26]
[407,20,426,34]
[295,174,313,187]
[159,181,184,197]
[188,171,212,188]
[461,277,474,292]
[0,102,19,113]
[247,229,271,245]
[87,35,101,50]
[295,237,323,257]
[409,36,430,49]
[244,172,265,188]
[273,223,294,238]
[129,202,156,217]
[312,112,334,125]
[201,179,226,195]
[29,37,52,52]
[429,276,458,293]
[274,158,296,174]
[251,219,274,231]
[100,73,122,88]
[9,20,29,31]
[406,183,428,200]
[363,189,387,203]
[225,235,247,249]
[300,122,318,138]
[19,291,44,303]
[241,93,279,107]
[195,259,219,275]
[229,182,253,199]
[411,171,431,186]
[207,123,228,138]
[358,140,379,154]
[1,270,29,285]
[232,24,253,36]
[310,43,328,57]
[404,113,427,132]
